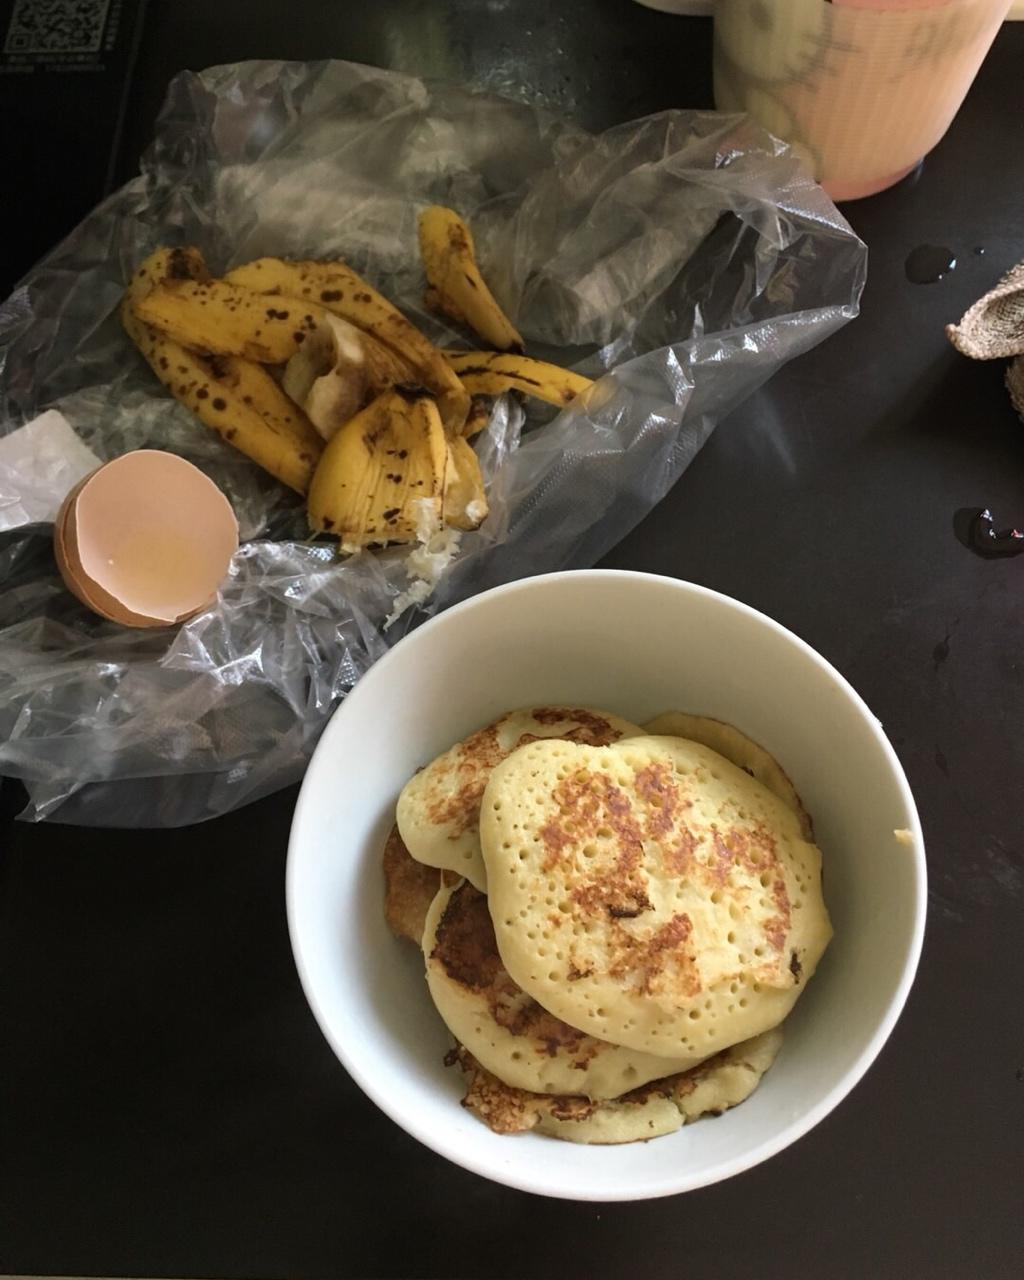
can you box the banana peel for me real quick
[121,249,586,552]
[418,206,523,353]
[134,277,328,364]
[122,303,322,494]
[282,313,368,441]
[361,331,418,397]
[129,245,212,296]
[443,436,489,531]
[124,247,323,493]
[224,257,469,432]
[204,354,324,459]
[280,316,419,436]
[307,388,447,549]
[444,351,593,409]
[461,394,493,439]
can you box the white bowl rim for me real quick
[286,569,927,1200]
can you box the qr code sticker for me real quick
[4,0,111,54]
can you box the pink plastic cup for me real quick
[714,0,1013,200]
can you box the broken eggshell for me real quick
[53,450,239,628]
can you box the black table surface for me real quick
[2,3,1023,1276]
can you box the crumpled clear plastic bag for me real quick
[0,59,866,826]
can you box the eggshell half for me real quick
[54,450,238,628]
[54,478,121,621]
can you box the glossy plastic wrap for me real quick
[0,59,866,825]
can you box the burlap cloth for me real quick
[947,261,1024,418]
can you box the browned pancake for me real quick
[396,707,645,891]
[424,880,695,1098]
[643,711,814,840]
[383,824,445,945]
[450,1026,783,1144]
[482,736,831,1059]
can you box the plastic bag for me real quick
[0,59,866,826]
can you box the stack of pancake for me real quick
[383,706,832,1144]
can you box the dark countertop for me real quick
[2,3,1023,1276]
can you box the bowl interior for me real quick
[287,571,925,1200]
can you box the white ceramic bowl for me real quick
[287,571,926,1200]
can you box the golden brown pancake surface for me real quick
[424,879,699,1099]
[396,707,644,891]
